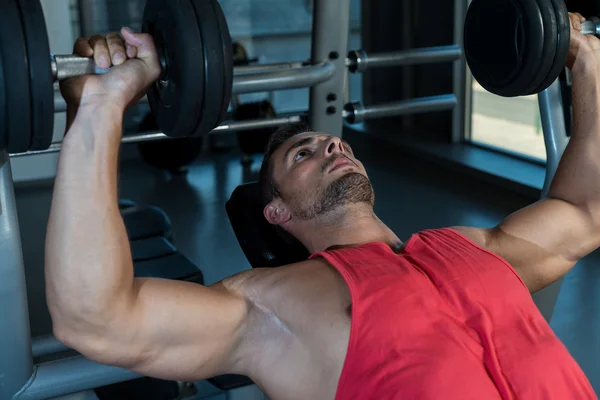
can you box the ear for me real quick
[264,201,292,225]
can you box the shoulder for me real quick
[450,226,492,248]
[213,260,336,373]
[216,259,334,301]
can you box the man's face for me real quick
[266,132,374,223]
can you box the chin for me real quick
[327,172,374,206]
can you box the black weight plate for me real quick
[0,0,32,153]
[532,0,570,94]
[142,0,204,138]
[464,0,545,97]
[497,0,546,97]
[190,0,225,137]
[522,0,557,95]
[17,0,54,151]
[213,0,234,125]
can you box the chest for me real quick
[242,262,352,399]
[254,261,352,339]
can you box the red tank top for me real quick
[309,228,596,399]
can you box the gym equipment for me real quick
[0,0,234,153]
[121,205,174,242]
[209,374,255,392]
[118,199,137,210]
[4,0,465,158]
[346,46,462,73]
[226,183,310,269]
[343,95,458,124]
[11,115,306,159]
[463,0,600,97]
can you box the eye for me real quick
[294,149,312,161]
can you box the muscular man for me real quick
[47,14,598,399]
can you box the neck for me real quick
[292,204,402,253]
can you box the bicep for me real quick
[480,198,599,292]
[114,277,250,381]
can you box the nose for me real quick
[323,136,345,157]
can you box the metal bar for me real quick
[452,0,467,143]
[0,152,34,400]
[232,61,335,94]
[210,115,304,133]
[32,335,71,359]
[344,95,457,124]
[234,61,307,75]
[463,54,474,142]
[53,90,64,112]
[346,46,463,73]
[581,17,600,36]
[10,115,304,157]
[78,0,109,39]
[309,0,350,137]
[534,79,569,323]
[538,80,569,198]
[53,63,334,111]
[12,356,141,400]
[51,55,312,80]
[51,55,110,81]
[0,156,32,392]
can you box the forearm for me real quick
[46,103,134,338]
[548,62,600,219]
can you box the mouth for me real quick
[328,157,356,173]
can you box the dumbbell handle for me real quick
[581,17,600,36]
[51,54,110,81]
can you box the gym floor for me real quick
[14,127,600,397]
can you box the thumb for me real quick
[120,27,159,64]
[120,27,162,80]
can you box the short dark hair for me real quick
[259,121,313,206]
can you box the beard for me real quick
[290,171,375,221]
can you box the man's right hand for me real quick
[60,27,162,112]
[567,12,600,74]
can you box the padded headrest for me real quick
[226,182,310,268]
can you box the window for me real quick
[469,79,546,162]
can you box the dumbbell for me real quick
[463,0,600,98]
[0,0,233,154]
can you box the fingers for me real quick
[89,35,111,69]
[106,32,127,65]
[121,27,157,63]
[73,37,93,57]
[569,12,586,31]
[126,43,138,59]
[75,32,131,69]
[72,28,161,80]
[120,27,162,80]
